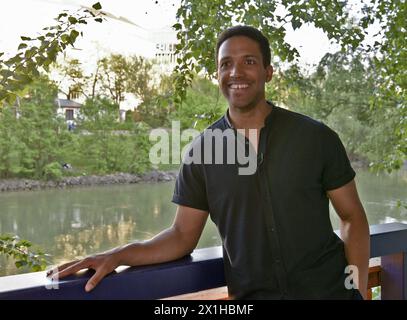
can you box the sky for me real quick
[0,0,372,72]
[0,0,180,60]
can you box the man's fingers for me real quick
[85,268,108,292]
[45,256,115,292]
[46,260,79,277]
[52,259,91,280]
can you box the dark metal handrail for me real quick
[0,223,406,300]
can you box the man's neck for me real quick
[228,100,272,130]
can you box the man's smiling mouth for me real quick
[229,83,249,89]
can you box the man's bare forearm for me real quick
[49,206,208,292]
[340,216,370,298]
[105,226,194,267]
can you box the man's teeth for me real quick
[230,84,249,89]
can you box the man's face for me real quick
[217,36,273,111]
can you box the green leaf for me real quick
[57,13,68,20]
[15,260,28,268]
[14,73,32,84]
[292,19,302,30]
[35,55,46,66]
[92,2,102,10]
[20,36,32,41]
[24,48,36,59]
[32,265,43,272]
[18,43,28,50]
[0,70,14,78]
[31,67,40,77]
[61,34,70,44]
[95,18,103,23]
[68,16,78,24]
[172,23,182,30]
[17,239,32,247]
[70,30,80,43]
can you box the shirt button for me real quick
[275,259,281,263]
[271,228,275,232]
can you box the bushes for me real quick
[0,234,49,272]
[43,162,63,180]
[168,76,228,131]
[0,74,226,180]
[268,52,402,170]
[0,82,152,180]
[0,77,73,180]
[70,133,151,175]
[70,97,152,175]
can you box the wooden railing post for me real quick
[369,223,407,300]
[366,259,381,300]
[381,252,407,300]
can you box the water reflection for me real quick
[54,218,137,260]
[0,169,406,276]
[330,170,407,228]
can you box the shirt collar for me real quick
[224,109,234,128]
[224,101,275,129]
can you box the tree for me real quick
[125,56,156,103]
[0,2,105,107]
[361,0,406,171]
[266,51,400,170]
[54,58,90,100]
[172,0,405,171]
[172,0,365,101]
[98,54,128,104]
[97,54,155,105]
[75,97,151,174]
[170,76,227,131]
[137,73,175,127]
[0,2,104,272]
[0,235,49,272]
[0,75,74,179]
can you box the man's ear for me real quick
[265,65,273,82]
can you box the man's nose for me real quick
[230,63,243,77]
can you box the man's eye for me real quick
[246,59,255,65]
[221,62,230,68]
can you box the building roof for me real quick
[56,99,82,108]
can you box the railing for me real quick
[366,223,407,299]
[0,222,406,300]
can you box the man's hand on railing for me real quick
[45,205,208,293]
[46,253,120,292]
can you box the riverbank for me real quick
[0,159,372,193]
[0,170,178,193]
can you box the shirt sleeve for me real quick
[172,162,209,211]
[321,125,356,191]
[172,135,209,211]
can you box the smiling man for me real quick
[49,26,370,300]
[172,25,370,299]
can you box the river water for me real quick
[1,169,406,276]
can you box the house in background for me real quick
[55,90,141,124]
[55,98,82,124]
[55,87,84,128]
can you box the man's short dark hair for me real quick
[215,25,271,68]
